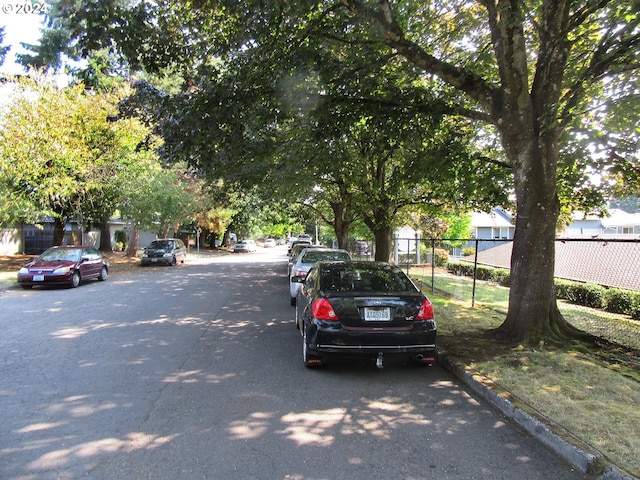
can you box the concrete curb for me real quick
[437,353,637,480]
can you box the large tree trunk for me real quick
[98,217,113,252]
[495,126,588,345]
[125,224,140,257]
[372,224,393,262]
[330,200,353,250]
[52,216,65,246]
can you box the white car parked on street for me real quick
[289,248,351,305]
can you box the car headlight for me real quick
[53,266,73,274]
[163,253,173,257]
[142,253,149,258]
[18,267,29,274]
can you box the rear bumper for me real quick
[307,319,437,357]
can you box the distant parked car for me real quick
[233,239,257,253]
[288,239,311,255]
[141,238,187,266]
[289,248,351,305]
[355,240,370,255]
[287,242,320,276]
[264,238,276,248]
[17,245,109,289]
[294,261,437,368]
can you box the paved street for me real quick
[0,247,584,479]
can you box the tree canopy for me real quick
[19,0,640,344]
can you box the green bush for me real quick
[630,297,640,320]
[492,268,511,287]
[447,261,474,276]
[114,230,128,252]
[604,288,635,315]
[564,282,606,309]
[448,263,640,317]
[434,248,450,267]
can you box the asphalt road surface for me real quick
[0,246,584,480]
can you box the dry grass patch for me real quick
[432,295,640,477]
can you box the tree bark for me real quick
[372,225,393,262]
[330,198,355,250]
[125,224,140,257]
[98,217,113,252]
[52,216,65,246]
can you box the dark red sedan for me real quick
[17,246,109,289]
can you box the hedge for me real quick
[447,261,640,319]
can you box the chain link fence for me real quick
[391,237,640,353]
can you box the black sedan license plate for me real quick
[364,307,391,321]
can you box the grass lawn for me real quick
[431,293,639,477]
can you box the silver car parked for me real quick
[289,248,351,305]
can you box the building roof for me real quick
[471,208,514,228]
[467,240,640,291]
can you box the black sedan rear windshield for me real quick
[320,265,416,293]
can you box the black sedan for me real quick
[293,261,437,368]
[17,245,109,289]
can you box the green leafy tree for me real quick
[37,0,639,344]
[0,78,154,247]
[333,1,639,344]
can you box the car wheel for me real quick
[21,285,33,289]
[290,296,296,306]
[302,327,322,368]
[295,301,300,329]
[98,266,108,281]
[70,271,81,288]
[170,256,177,266]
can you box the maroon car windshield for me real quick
[39,248,81,262]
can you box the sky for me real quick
[0,10,47,75]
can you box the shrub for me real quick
[447,261,474,276]
[434,248,450,267]
[562,281,605,309]
[492,268,511,287]
[555,279,572,301]
[604,288,635,315]
[114,230,128,252]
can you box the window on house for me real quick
[493,227,509,239]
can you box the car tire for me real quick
[98,266,108,281]
[302,327,322,368]
[70,271,81,288]
[21,285,33,289]
[290,296,296,306]
[295,301,300,329]
[170,256,177,266]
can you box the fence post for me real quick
[431,239,435,293]
[472,238,479,307]
[406,237,411,274]
[393,233,399,265]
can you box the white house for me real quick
[471,207,515,240]
[562,209,640,238]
